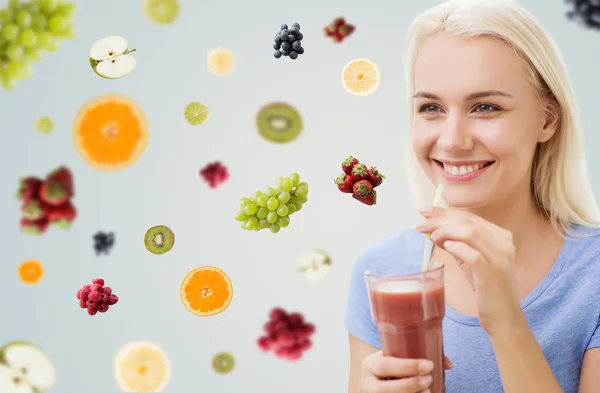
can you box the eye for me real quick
[418,104,441,113]
[474,103,499,113]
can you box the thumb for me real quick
[443,356,453,370]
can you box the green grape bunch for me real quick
[0,0,76,90]
[235,172,309,233]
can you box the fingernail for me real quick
[419,207,432,214]
[419,375,433,388]
[447,358,454,369]
[443,240,453,248]
[419,360,434,373]
[415,222,425,230]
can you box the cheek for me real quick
[411,119,436,159]
[475,119,538,165]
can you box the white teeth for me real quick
[442,163,487,176]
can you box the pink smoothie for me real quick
[369,278,445,393]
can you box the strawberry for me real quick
[342,156,359,175]
[367,167,386,188]
[21,199,50,220]
[332,32,344,43]
[17,177,43,203]
[353,189,377,206]
[339,24,355,37]
[20,217,49,235]
[331,17,346,29]
[323,26,333,37]
[46,166,74,197]
[49,201,77,229]
[335,173,354,193]
[353,179,373,196]
[351,163,368,181]
[39,181,69,206]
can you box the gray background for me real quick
[1,0,599,392]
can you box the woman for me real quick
[345,0,600,392]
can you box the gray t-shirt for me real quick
[345,225,600,392]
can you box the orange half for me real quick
[73,93,149,171]
[180,266,233,317]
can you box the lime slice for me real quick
[35,116,53,134]
[144,0,179,25]
[184,102,209,126]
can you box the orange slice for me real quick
[18,260,44,284]
[114,341,170,392]
[180,266,233,317]
[207,48,235,76]
[341,58,381,96]
[73,94,149,171]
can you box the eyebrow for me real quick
[413,90,513,100]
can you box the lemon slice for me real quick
[341,58,381,96]
[207,48,235,76]
[114,341,170,392]
[184,102,209,126]
[144,0,179,25]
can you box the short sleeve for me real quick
[345,253,381,349]
[586,316,600,350]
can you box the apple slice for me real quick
[0,342,56,392]
[89,36,137,79]
[0,364,32,393]
[298,249,332,280]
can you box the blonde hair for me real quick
[403,0,600,237]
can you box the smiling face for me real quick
[411,33,558,209]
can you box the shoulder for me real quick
[561,225,600,280]
[351,227,425,276]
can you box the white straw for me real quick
[421,184,444,272]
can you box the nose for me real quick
[436,115,474,152]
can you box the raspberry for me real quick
[97,304,109,313]
[199,161,230,189]
[299,339,312,351]
[257,336,269,352]
[86,300,98,308]
[304,323,316,335]
[273,320,289,333]
[277,331,295,347]
[87,307,98,315]
[286,349,302,361]
[83,284,91,290]
[92,278,105,286]
[79,299,87,308]
[88,291,100,302]
[90,284,102,292]
[102,286,112,295]
[108,294,119,305]
[269,307,287,321]
[79,289,90,301]
[99,293,109,303]
[288,312,304,326]
[76,289,81,299]
[263,321,276,334]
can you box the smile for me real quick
[432,159,495,182]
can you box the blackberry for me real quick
[93,231,115,255]
[273,50,282,58]
[273,42,281,50]
[566,0,600,29]
[289,51,298,59]
[281,42,291,51]
[292,41,302,51]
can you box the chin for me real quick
[437,185,493,209]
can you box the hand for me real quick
[360,351,453,393]
[415,207,524,335]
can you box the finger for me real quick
[443,356,453,370]
[428,223,495,267]
[418,206,447,218]
[442,240,485,271]
[368,356,434,379]
[366,374,434,393]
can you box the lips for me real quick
[433,160,495,176]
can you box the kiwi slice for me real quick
[212,352,235,374]
[256,102,303,144]
[144,225,175,255]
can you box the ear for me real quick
[538,95,560,143]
